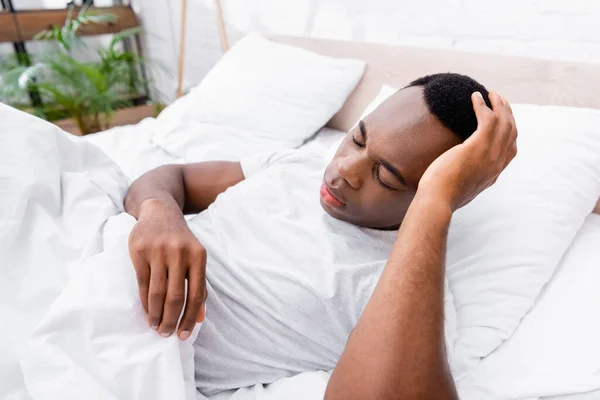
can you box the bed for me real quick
[88,36,600,400]
[2,33,600,400]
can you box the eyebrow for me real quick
[360,120,408,187]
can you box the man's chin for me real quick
[320,200,398,230]
[320,199,362,226]
[320,198,347,220]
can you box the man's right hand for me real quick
[128,199,207,340]
[418,91,518,211]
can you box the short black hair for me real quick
[406,73,492,141]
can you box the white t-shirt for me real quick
[190,149,455,396]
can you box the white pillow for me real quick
[448,104,600,378]
[354,90,600,379]
[153,33,365,150]
[457,214,600,399]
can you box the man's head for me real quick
[320,73,492,229]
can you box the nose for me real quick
[336,153,367,190]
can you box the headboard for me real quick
[271,36,600,132]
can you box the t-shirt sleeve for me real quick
[239,149,297,178]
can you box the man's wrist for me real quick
[412,190,453,221]
[139,197,183,220]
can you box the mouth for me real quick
[320,182,345,208]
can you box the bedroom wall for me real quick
[127,0,600,102]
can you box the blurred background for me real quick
[1,0,599,134]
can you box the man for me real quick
[125,73,517,399]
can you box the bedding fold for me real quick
[20,214,202,400]
[0,104,200,400]
[0,103,127,399]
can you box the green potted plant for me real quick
[0,6,164,135]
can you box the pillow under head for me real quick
[359,87,600,378]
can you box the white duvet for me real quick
[0,103,128,399]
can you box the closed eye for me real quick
[352,121,366,147]
[352,136,365,148]
[354,119,407,190]
[373,164,397,191]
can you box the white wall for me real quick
[132,0,600,104]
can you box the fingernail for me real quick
[179,330,191,341]
[151,324,158,331]
[475,91,483,99]
[160,332,171,338]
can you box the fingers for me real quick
[491,94,513,154]
[480,92,516,147]
[129,222,208,340]
[505,142,518,169]
[177,255,207,340]
[488,90,504,111]
[470,90,518,184]
[501,127,518,170]
[198,302,206,323]
[504,95,514,114]
[470,91,498,144]
[488,92,509,156]
[496,94,518,168]
[148,264,167,330]
[159,257,186,337]
[129,248,150,314]
[471,91,492,129]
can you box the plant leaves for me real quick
[1,8,167,124]
[108,27,145,53]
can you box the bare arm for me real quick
[325,92,518,399]
[327,193,455,399]
[124,161,245,217]
[124,161,244,340]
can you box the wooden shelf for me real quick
[0,6,138,43]
[53,104,157,136]
[0,12,19,42]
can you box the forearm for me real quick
[124,165,186,219]
[125,161,244,218]
[325,193,457,400]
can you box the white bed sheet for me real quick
[83,118,183,182]
[544,391,600,400]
